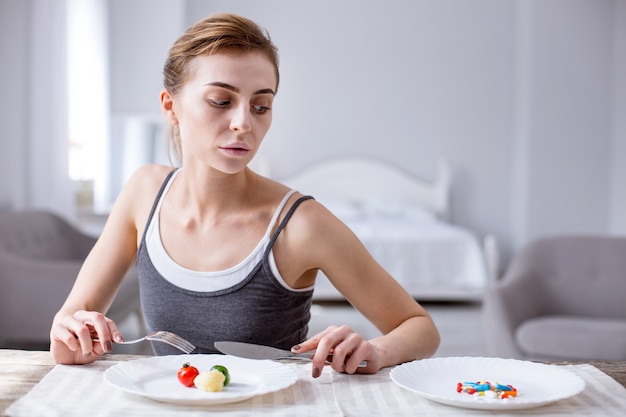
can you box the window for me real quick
[67,0,110,213]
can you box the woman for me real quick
[50,13,440,377]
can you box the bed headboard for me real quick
[280,157,451,220]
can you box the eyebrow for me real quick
[204,81,275,96]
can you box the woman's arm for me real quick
[278,198,440,375]
[50,165,171,364]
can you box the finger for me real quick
[327,340,359,372]
[312,331,350,374]
[51,321,80,353]
[72,311,109,355]
[70,320,96,357]
[320,327,364,373]
[343,342,370,374]
[110,322,124,343]
[89,313,122,352]
[292,326,337,353]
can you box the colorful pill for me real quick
[484,390,498,399]
[456,380,518,400]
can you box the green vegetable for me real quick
[210,365,230,386]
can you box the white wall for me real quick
[2,0,625,268]
[184,0,625,264]
[108,0,185,116]
[187,0,517,243]
[610,0,626,234]
[0,0,29,209]
[514,0,615,245]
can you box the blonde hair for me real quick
[162,13,280,163]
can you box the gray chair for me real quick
[483,235,626,361]
[0,210,142,350]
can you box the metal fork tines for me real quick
[96,331,196,354]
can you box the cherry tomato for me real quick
[177,362,199,387]
[210,364,231,386]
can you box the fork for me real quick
[95,331,196,354]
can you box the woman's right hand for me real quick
[50,310,123,364]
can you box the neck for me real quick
[172,166,257,220]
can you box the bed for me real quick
[280,157,498,302]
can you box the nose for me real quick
[230,104,252,133]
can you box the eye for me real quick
[209,99,230,108]
[251,97,273,114]
[252,105,271,114]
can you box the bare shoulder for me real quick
[109,164,176,230]
[120,164,175,203]
[281,194,355,253]
[126,164,175,190]
[285,193,330,228]
[274,192,382,294]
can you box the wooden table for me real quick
[0,349,144,415]
[1,349,625,415]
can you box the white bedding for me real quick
[313,199,489,300]
[280,157,496,302]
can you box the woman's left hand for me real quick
[291,325,380,377]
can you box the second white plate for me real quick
[104,354,298,406]
[390,356,585,410]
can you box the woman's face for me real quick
[166,51,277,174]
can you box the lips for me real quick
[221,142,250,151]
[220,143,251,157]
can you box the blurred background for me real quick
[1,0,624,270]
[1,0,625,359]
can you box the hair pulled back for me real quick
[162,13,280,162]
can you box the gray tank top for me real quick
[137,169,315,355]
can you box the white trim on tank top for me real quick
[145,169,314,293]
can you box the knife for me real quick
[214,341,367,367]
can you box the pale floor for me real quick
[113,301,488,357]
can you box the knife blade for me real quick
[214,341,367,367]
[214,341,311,361]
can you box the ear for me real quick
[160,89,178,126]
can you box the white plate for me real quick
[104,354,298,405]
[390,356,585,411]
